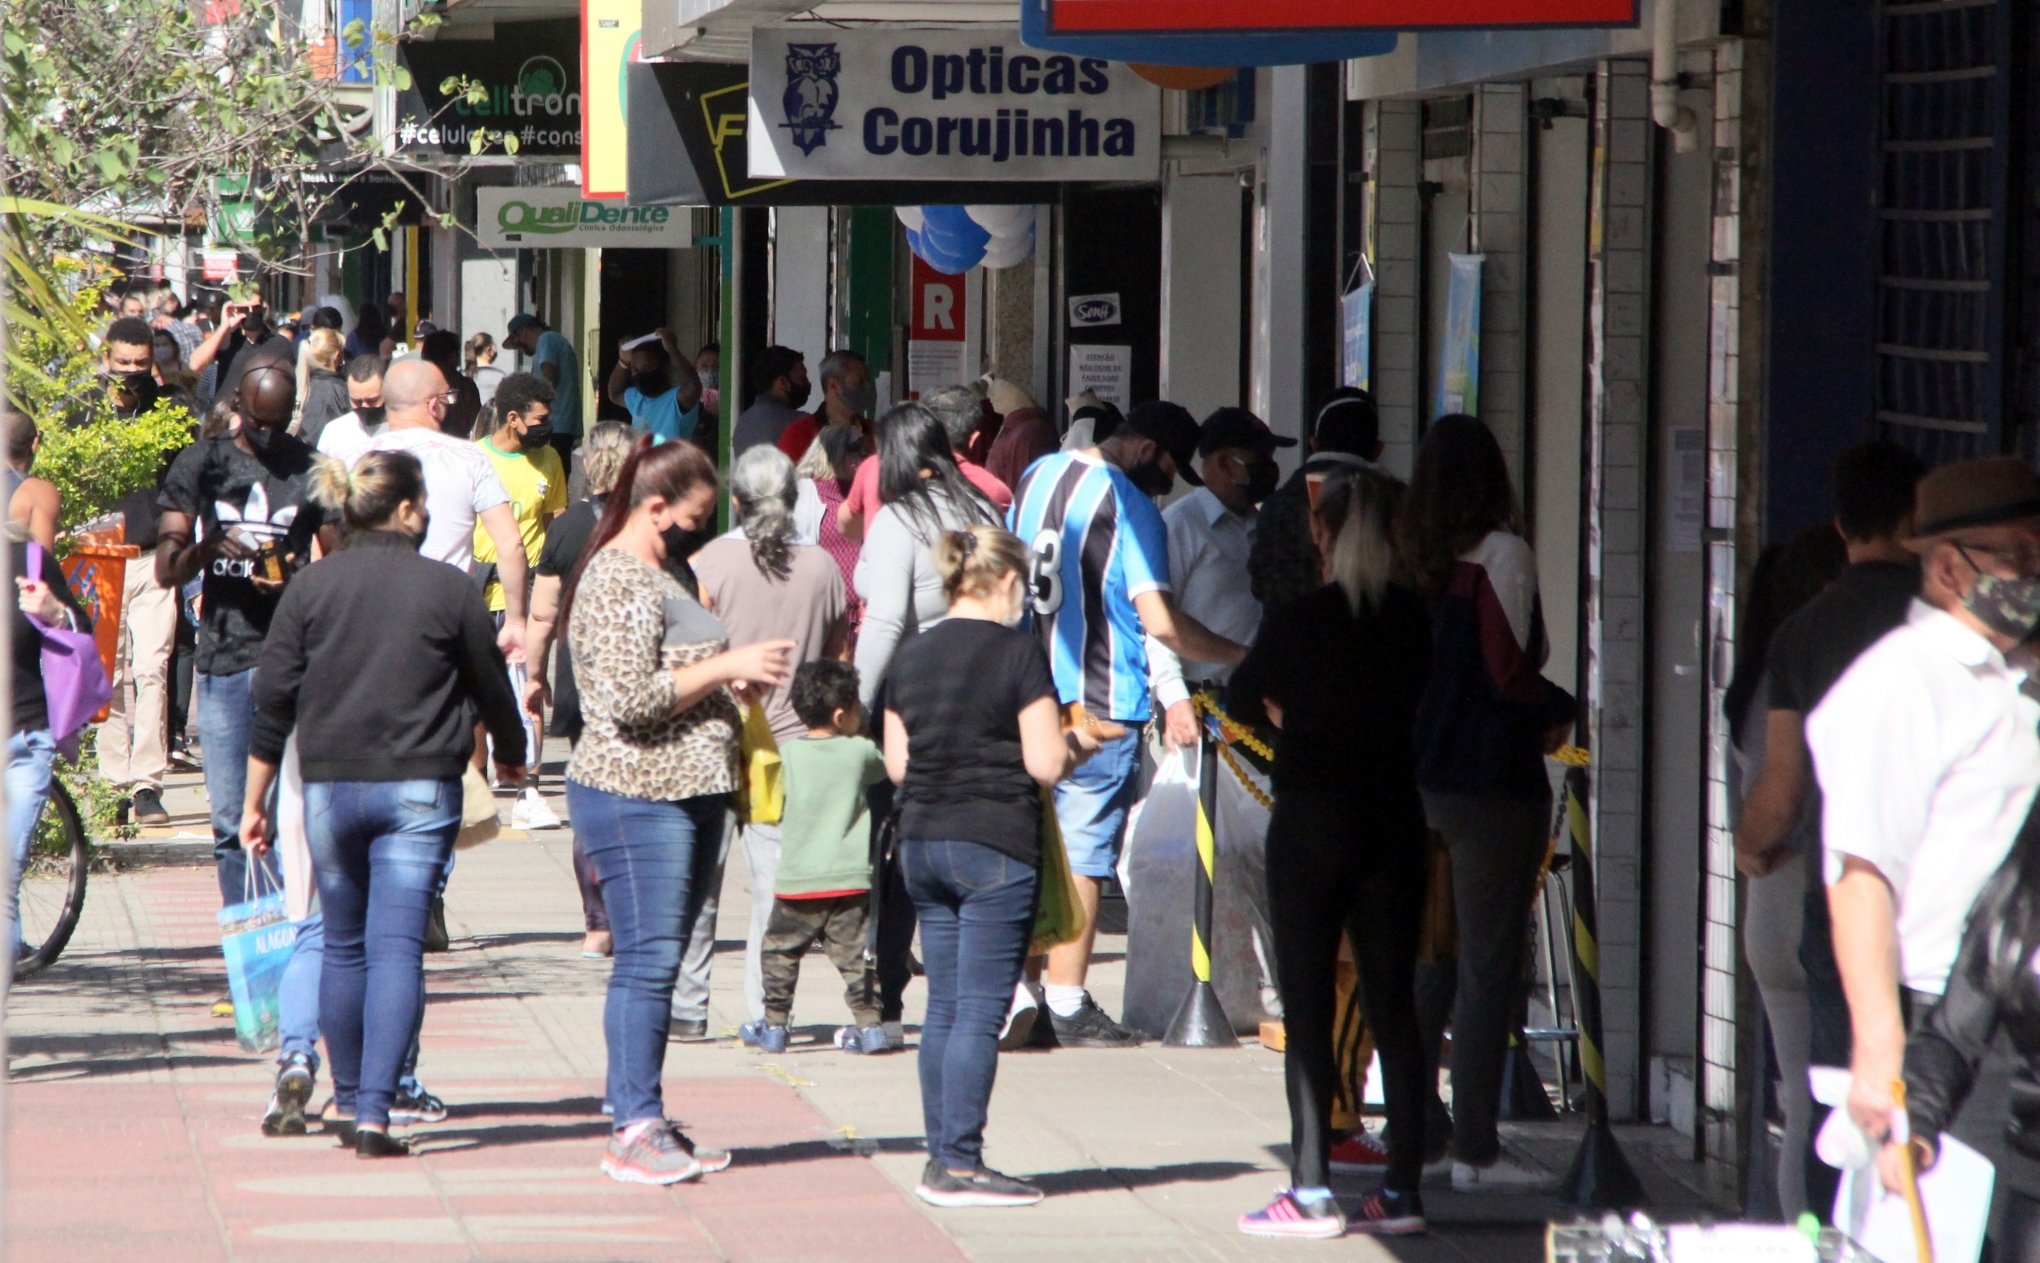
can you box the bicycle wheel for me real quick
[13,780,88,979]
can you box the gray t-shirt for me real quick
[732,396,800,456]
[693,533,846,743]
[853,491,995,711]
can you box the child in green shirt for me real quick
[738,660,891,1055]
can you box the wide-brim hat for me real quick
[1905,455,2040,551]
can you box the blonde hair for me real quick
[1314,468,1399,615]
[580,420,634,497]
[308,449,425,531]
[932,525,1028,605]
[306,327,345,372]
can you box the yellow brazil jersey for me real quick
[472,437,568,612]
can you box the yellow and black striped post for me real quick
[1163,709,1239,1048]
[1555,759,1646,1209]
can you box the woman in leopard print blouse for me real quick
[560,437,793,1187]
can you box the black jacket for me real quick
[251,530,525,781]
[1905,833,2040,1187]
[298,368,351,448]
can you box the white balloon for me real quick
[966,204,1032,237]
[981,230,1036,269]
[895,205,925,233]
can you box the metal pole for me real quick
[1163,707,1237,1048]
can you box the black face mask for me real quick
[109,370,159,417]
[412,512,431,550]
[243,422,280,453]
[355,405,387,429]
[661,522,699,560]
[519,418,554,446]
[634,371,671,397]
[785,379,813,410]
[1240,459,1280,504]
[1128,457,1174,499]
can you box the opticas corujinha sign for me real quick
[747,26,1159,182]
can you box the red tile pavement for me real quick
[5,862,965,1263]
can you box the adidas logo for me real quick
[211,484,300,580]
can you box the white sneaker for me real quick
[510,787,560,830]
[882,1020,904,1049]
[1451,1151,1551,1193]
[997,982,1040,1051]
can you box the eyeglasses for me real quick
[1955,540,2040,576]
[432,390,460,406]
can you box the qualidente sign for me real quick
[747,26,1160,182]
[476,188,693,250]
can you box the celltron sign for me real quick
[747,26,1159,182]
[475,188,692,249]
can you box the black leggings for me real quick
[1997,1188,2040,1263]
[1266,790,1429,1192]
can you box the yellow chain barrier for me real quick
[1191,691,1276,810]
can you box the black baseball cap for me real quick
[1121,400,1203,487]
[1198,406,1297,457]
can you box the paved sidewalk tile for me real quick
[6,761,1721,1261]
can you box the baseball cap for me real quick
[1121,401,1203,487]
[1198,406,1297,457]
[505,313,542,340]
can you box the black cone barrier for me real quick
[1499,1036,1559,1120]
[1164,722,1238,1048]
[1555,762,1648,1211]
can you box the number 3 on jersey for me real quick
[1027,528,1064,617]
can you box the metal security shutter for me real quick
[1874,0,2012,462]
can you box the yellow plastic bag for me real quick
[739,702,784,825]
[1031,787,1084,954]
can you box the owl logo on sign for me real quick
[781,43,841,156]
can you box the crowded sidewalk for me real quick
[3,754,1717,1263]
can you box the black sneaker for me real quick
[131,787,170,825]
[262,1052,315,1135]
[915,1160,1045,1208]
[390,1082,448,1124]
[1348,1187,1426,1236]
[423,896,450,953]
[1046,995,1143,1048]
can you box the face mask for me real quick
[1962,567,2040,642]
[634,371,671,397]
[1239,459,1280,504]
[698,368,719,391]
[660,522,697,559]
[412,512,431,549]
[355,405,387,429]
[243,422,280,453]
[838,384,878,417]
[786,379,813,410]
[1129,456,1174,499]
[520,417,554,446]
[153,344,176,365]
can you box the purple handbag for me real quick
[25,541,113,752]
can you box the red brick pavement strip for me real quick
[7,864,966,1263]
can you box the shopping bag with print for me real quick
[217,863,293,1053]
[739,701,784,825]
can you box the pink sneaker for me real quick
[1238,1189,1345,1239]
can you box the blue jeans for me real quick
[279,912,324,1075]
[7,730,56,951]
[305,779,459,1127]
[198,668,279,904]
[1051,731,1140,879]
[901,840,1038,1170]
[568,781,725,1128]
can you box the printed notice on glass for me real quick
[1068,344,1131,410]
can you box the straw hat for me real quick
[1905,456,2040,551]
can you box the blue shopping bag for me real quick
[217,863,293,1053]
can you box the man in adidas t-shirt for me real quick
[1007,400,1249,1048]
[158,362,336,906]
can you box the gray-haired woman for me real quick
[526,421,634,957]
[692,444,850,1043]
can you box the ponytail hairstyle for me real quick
[559,436,718,632]
[729,443,797,581]
[465,331,496,375]
[579,419,634,498]
[308,449,425,534]
[932,524,1029,605]
[1313,466,1401,616]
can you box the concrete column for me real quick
[1258,66,1310,433]
[770,205,831,360]
[1471,84,1529,484]
[1584,58,1652,1122]
[984,251,1037,397]
[1160,172,1245,418]
[1367,99,1422,480]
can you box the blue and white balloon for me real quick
[895,203,1037,273]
